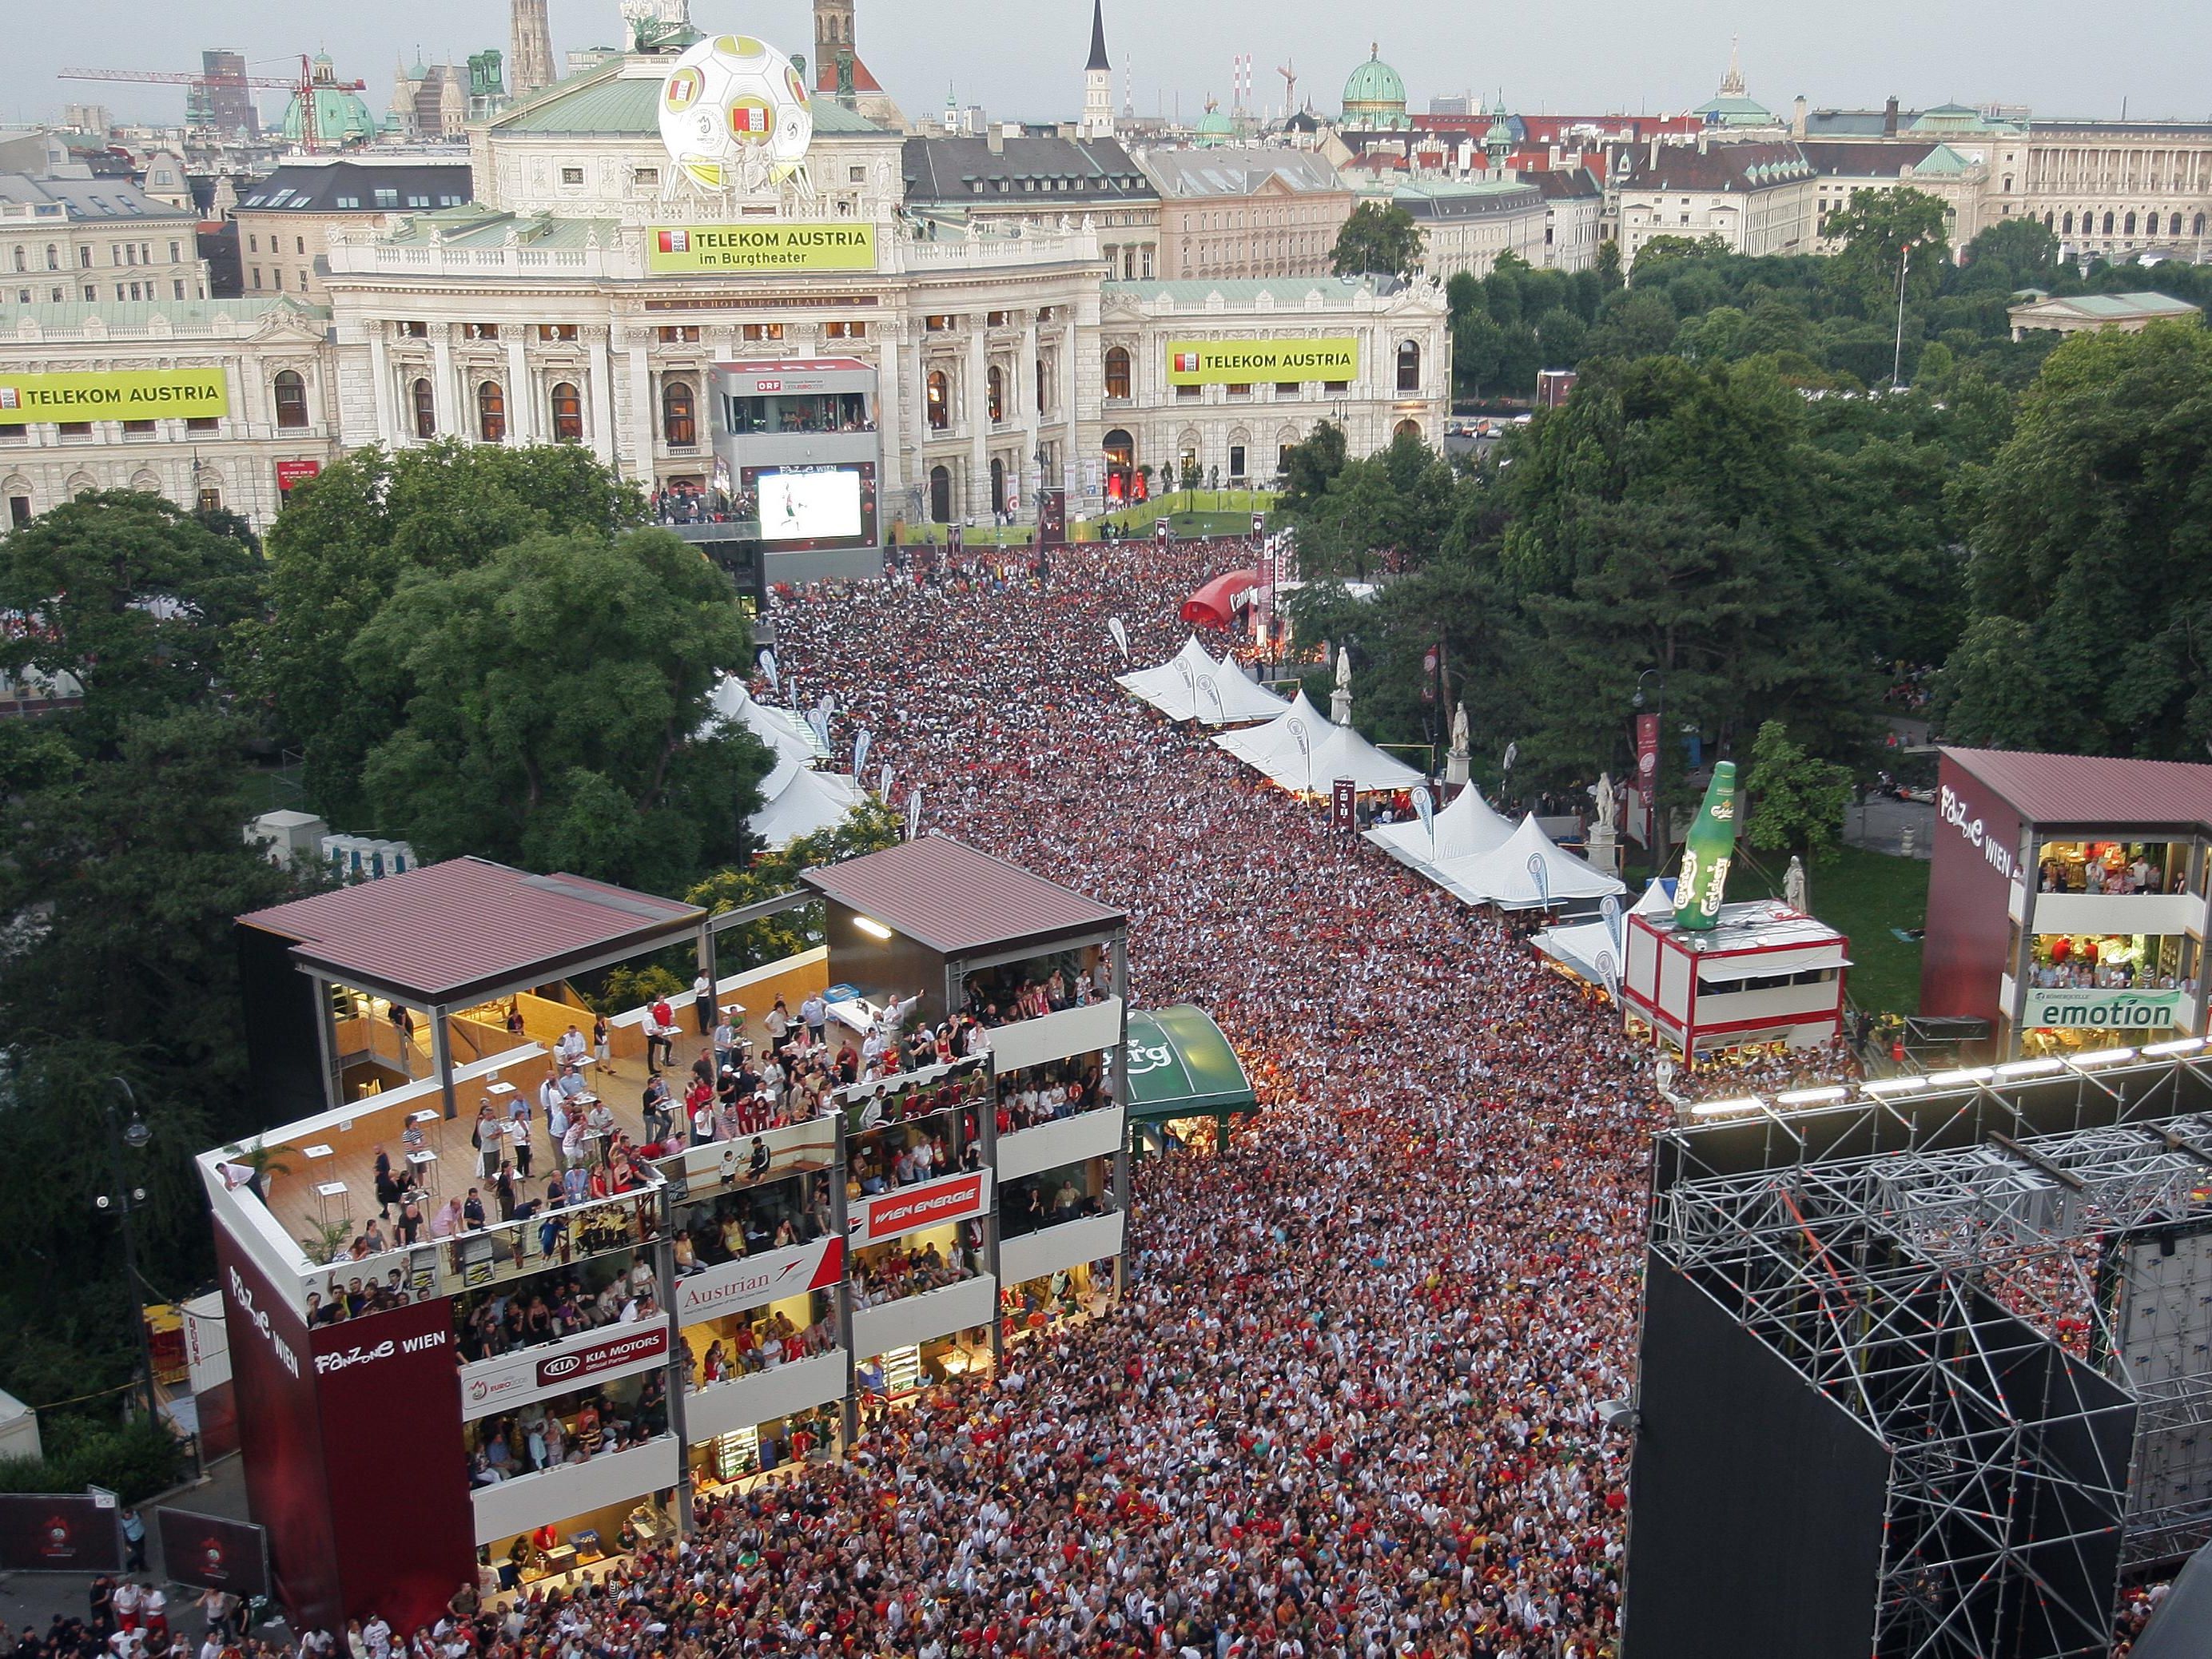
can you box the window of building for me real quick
[1227,383,1251,399]
[122,419,155,436]
[411,377,436,440]
[2125,211,2137,235]
[186,416,219,432]
[295,236,305,255]
[1104,345,1130,400]
[172,280,185,299]
[1228,444,1247,479]
[925,315,953,332]
[477,380,506,442]
[79,247,92,269]
[986,310,1010,327]
[271,270,282,292]
[7,496,28,527]
[373,189,398,208]
[929,463,952,523]
[823,320,865,339]
[657,324,701,343]
[986,365,1005,423]
[740,322,785,341]
[1324,380,1350,395]
[400,320,428,338]
[560,167,584,185]
[1397,340,1422,392]
[550,381,583,444]
[849,165,865,183]
[45,245,58,270]
[197,487,221,513]
[662,379,697,448]
[252,266,263,288]
[1176,382,1199,400]
[1036,356,1048,412]
[273,370,309,429]
[463,322,499,340]
[536,323,579,342]
[81,284,94,302]
[58,422,91,437]
[633,167,659,185]
[2104,211,2115,233]
[926,370,949,430]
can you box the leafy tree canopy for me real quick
[1331,201,1426,280]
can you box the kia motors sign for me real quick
[674,1235,843,1327]
[459,1319,671,1420]
[853,1171,991,1247]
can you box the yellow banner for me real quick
[1166,338,1360,385]
[0,367,229,426]
[647,224,877,273]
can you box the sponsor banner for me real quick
[0,368,227,426]
[854,1170,991,1247]
[0,1495,122,1573]
[2023,986,2183,1032]
[155,1510,270,1597]
[674,1235,844,1327]
[1635,714,1660,806]
[1937,782,2023,888]
[648,223,877,273]
[460,1319,672,1420]
[275,458,322,492]
[1165,338,1359,386]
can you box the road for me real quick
[1845,791,1934,859]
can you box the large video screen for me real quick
[758,467,862,543]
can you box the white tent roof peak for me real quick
[1116,637,1287,726]
[1213,689,1424,795]
[1364,782,1516,873]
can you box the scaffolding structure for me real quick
[1646,1051,2212,1657]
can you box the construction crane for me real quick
[58,56,365,152]
[1276,61,1298,118]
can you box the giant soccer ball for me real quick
[658,34,814,190]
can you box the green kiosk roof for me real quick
[1124,1005,1256,1120]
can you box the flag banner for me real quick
[1108,617,1130,662]
[1412,782,1435,849]
[758,649,779,690]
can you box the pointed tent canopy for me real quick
[1424,813,1626,911]
[1213,689,1426,795]
[1534,878,1672,981]
[749,758,869,849]
[1200,650,1291,724]
[1114,635,1221,717]
[1365,782,1516,873]
[706,674,829,763]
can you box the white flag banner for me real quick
[852,728,873,782]
[906,786,925,841]
[1107,617,1130,663]
[1601,893,1623,953]
[1595,949,1621,1001]
[1412,782,1435,849]
[1502,740,1519,774]
[878,763,893,801]
[758,649,780,691]
[1528,852,1552,910]
[807,707,832,748]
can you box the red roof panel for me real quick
[1943,746,2212,830]
[239,857,702,1004]
[801,835,1124,957]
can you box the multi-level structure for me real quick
[1613,137,1820,269]
[232,158,471,305]
[1143,149,1353,282]
[202,839,1140,1634]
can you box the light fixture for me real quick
[1863,1076,1928,1096]
[1927,1067,1995,1087]
[2142,1037,2206,1057]
[123,1115,152,1151]
[2071,1047,2138,1067]
[852,916,893,941]
[1775,1086,1848,1106]
[1689,1096,1764,1116]
[1994,1058,2064,1077]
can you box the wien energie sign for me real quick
[0,368,228,425]
[1166,338,1359,385]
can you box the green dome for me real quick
[1196,103,1233,143]
[1342,46,1408,128]
[281,85,377,147]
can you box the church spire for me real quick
[1719,34,1747,97]
[1086,0,1111,73]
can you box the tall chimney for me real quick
[1792,94,1808,137]
[1884,96,1899,137]
[1649,133,1661,170]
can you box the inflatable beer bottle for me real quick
[1672,761,1737,933]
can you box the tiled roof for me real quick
[2009,291,2202,322]
[239,856,703,1005]
[237,159,471,214]
[1140,149,1346,199]
[1106,276,1393,306]
[1534,169,1602,200]
[1391,178,1540,219]
[3,296,328,335]
[801,834,1123,957]
[1944,747,2212,830]
[901,134,1156,203]
[1799,140,1939,178]
[496,66,882,136]
[0,172,197,222]
[1620,141,1813,193]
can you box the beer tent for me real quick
[748,756,869,849]
[1422,814,1625,911]
[1211,690,1425,795]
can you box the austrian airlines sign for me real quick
[674,1235,844,1326]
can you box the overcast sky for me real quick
[10,0,2209,132]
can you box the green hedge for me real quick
[0,1416,186,1502]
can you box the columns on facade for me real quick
[367,330,395,442]
[876,323,903,500]
[1060,309,1080,499]
[625,332,654,485]
[1019,313,1040,511]
[503,336,535,444]
[965,323,988,519]
[587,329,618,471]
[428,329,459,439]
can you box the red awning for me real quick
[1180,570,1261,631]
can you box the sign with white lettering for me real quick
[852,1170,991,1247]
[458,1319,671,1419]
[1939,783,2023,888]
[674,1235,843,1327]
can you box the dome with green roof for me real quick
[1342,45,1409,130]
[282,55,376,148]
[1196,99,1234,145]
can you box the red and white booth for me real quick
[1621,897,1849,1057]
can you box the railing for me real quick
[997,1104,1124,1184]
[470,1435,681,1546]
[683,1351,846,1442]
[850,1275,994,1360]
[999,1211,1124,1287]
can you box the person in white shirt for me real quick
[503,1112,532,1179]
[691,972,715,1036]
[554,1024,587,1068]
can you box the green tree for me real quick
[347,528,773,893]
[1534,306,1588,367]
[1277,420,1349,515]
[1331,201,1425,279]
[1821,186,1951,321]
[1592,238,1624,290]
[1289,433,1456,579]
[1931,615,2057,749]
[0,491,265,759]
[686,802,904,971]
[249,443,646,827]
[1744,718,1852,854]
[1958,217,2059,291]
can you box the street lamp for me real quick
[1633,669,1668,878]
[1892,239,1917,390]
[99,1077,161,1429]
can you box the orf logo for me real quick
[754,379,782,392]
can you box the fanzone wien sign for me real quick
[1166,338,1359,385]
[648,224,877,272]
[0,368,228,425]
[2023,986,2182,1031]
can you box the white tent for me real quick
[1117,636,1288,725]
[1534,880,1673,983]
[1365,783,1517,874]
[1424,813,1626,911]
[749,757,869,849]
[1199,650,1292,725]
[1212,690,1426,795]
[706,674,829,763]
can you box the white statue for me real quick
[1330,646,1353,726]
[1591,770,1618,834]
[1450,704,1470,758]
[1784,854,1809,913]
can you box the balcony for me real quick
[683,1351,846,1441]
[987,997,1123,1075]
[997,1105,1124,1183]
[459,1316,674,1422]
[469,1434,681,1545]
[999,1211,1124,1286]
[849,1275,994,1359]
[2029,891,2205,938]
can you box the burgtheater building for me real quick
[0,21,1444,532]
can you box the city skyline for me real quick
[8,0,2210,133]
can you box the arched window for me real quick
[1394,419,1422,441]
[1036,357,1048,414]
[477,380,506,443]
[1104,346,1131,400]
[986,365,1005,424]
[2171,212,2185,237]
[45,245,58,271]
[10,247,22,273]
[662,379,696,448]
[1396,340,1421,393]
[550,381,583,444]
[2063,210,2074,234]
[928,463,952,523]
[410,377,436,440]
[2123,211,2137,236]
[989,456,1006,515]
[2043,211,2054,230]
[1101,428,1135,499]
[2103,211,2115,234]
[273,369,308,430]
[925,370,949,431]
[2198,213,2208,237]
